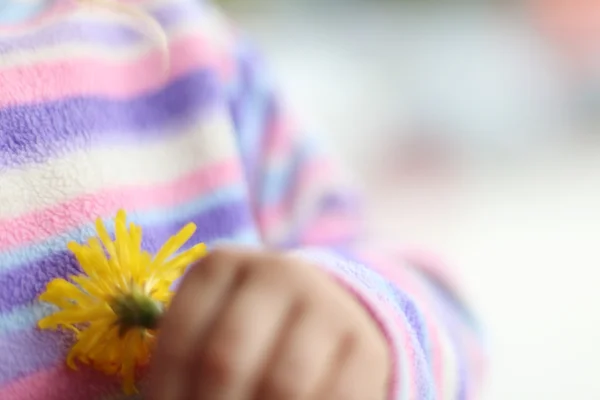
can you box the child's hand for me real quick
[149,248,391,400]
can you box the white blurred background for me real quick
[221,0,600,399]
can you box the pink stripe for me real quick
[427,321,444,400]
[257,205,284,238]
[355,250,447,397]
[293,157,336,200]
[382,304,419,399]
[257,158,334,237]
[358,249,436,305]
[367,249,488,398]
[0,1,69,34]
[264,115,297,157]
[0,160,242,250]
[1,365,122,400]
[299,213,360,245]
[321,267,410,399]
[369,248,488,395]
[0,32,235,108]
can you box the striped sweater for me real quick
[0,1,486,399]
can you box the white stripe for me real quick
[0,111,238,219]
[264,162,348,245]
[0,18,209,68]
[0,0,191,39]
[0,185,245,273]
[0,227,259,336]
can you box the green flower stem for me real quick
[111,289,164,336]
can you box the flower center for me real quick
[110,288,163,336]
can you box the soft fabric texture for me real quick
[0,0,486,398]
[0,0,54,24]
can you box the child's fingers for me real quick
[148,251,241,400]
[324,333,390,400]
[256,306,344,400]
[190,266,298,400]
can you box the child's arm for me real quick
[227,38,487,399]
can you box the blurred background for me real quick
[219,0,600,399]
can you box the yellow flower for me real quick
[38,210,207,394]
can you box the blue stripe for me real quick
[0,0,53,24]
[0,228,258,337]
[0,301,55,336]
[295,247,440,400]
[260,139,319,206]
[0,184,245,274]
[0,70,220,168]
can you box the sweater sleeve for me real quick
[225,36,487,400]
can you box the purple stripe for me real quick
[0,329,67,385]
[0,328,133,392]
[0,1,197,54]
[0,328,126,393]
[0,69,221,168]
[0,200,253,313]
[0,22,143,54]
[322,250,436,399]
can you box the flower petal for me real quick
[38,210,206,394]
[150,223,197,272]
[120,330,140,394]
[39,305,114,329]
[39,278,93,308]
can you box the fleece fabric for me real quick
[0,1,485,398]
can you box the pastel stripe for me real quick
[234,21,482,397]
[0,228,258,338]
[0,0,49,24]
[0,7,232,69]
[0,194,254,313]
[259,158,340,244]
[0,183,245,274]
[360,249,477,398]
[260,140,312,206]
[297,213,362,246]
[293,248,415,399]
[382,251,482,349]
[230,52,271,178]
[331,248,437,399]
[358,253,443,364]
[0,23,180,69]
[0,227,257,339]
[417,273,487,398]
[0,0,485,396]
[0,31,234,109]
[0,329,72,386]
[0,302,54,336]
[1,361,123,400]
[1,21,144,51]
[274,156,337,215]
[0,0,189,54]
[0,214,256,384]
[262,111,298,160]
[354,252,436,350]
[263,155,335,207]
[0,160,242,251]
[0,0,193,38]
[0,113,237,219]
[0,69,219,168]
[366,282,433,399]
